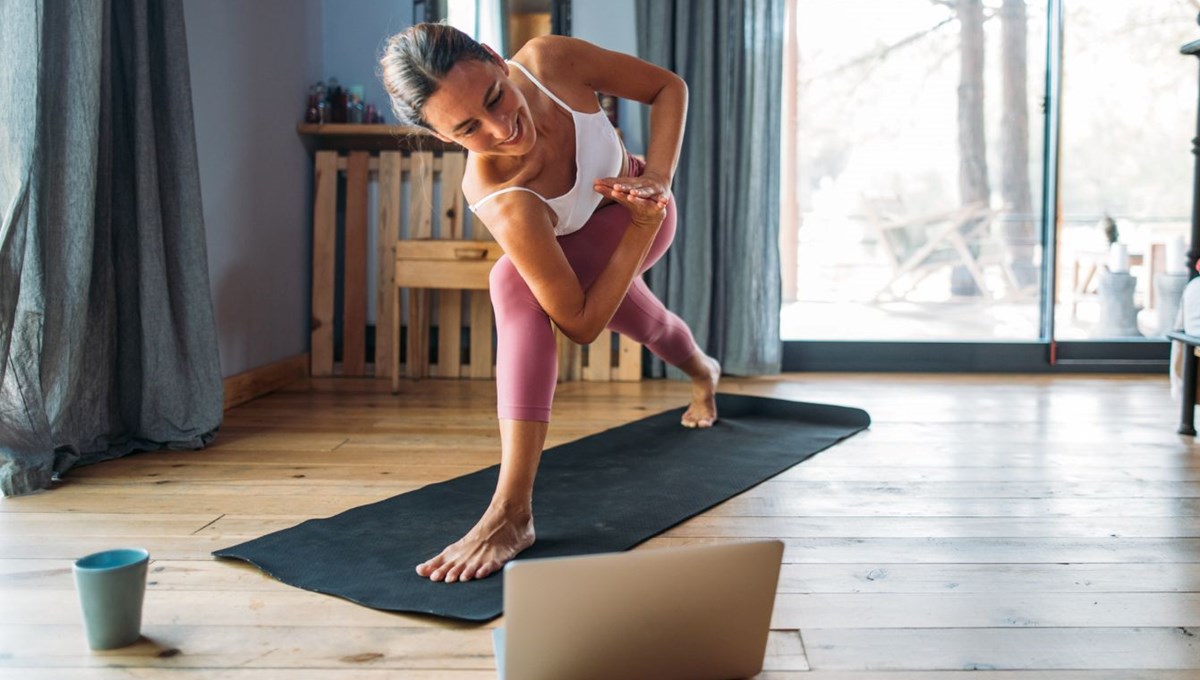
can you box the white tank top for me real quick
[468,60,625,236]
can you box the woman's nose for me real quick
[488,114,514,141]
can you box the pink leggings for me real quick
[488,173,700,422]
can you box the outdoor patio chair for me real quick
[870,201,1020,302]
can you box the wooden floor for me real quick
[3,372,1200,679]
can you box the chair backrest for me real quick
[874,201,991,268]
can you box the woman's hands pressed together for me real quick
[594,170,671,230]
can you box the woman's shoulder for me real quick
[462,154,505,205]
[462,153,539,206]
[513,34,585,68]
[511,35,595,87]
[511,36,603,112]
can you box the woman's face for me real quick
[423,57,535,155]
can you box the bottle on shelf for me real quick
[304,84,321,124]
[349,85,365,124]
[315,81,328,123]
[328,78,347,123]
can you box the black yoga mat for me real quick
[214,394,869,622]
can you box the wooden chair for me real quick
[391,238,643,391]
[392,240,503,392]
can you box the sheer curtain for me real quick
[635,0,785,377]
[0,0,222,496]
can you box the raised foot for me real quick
[415,504,535,583]
[682,354,721,429]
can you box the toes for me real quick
[451,563,472,585]
[682,411,717,429]
[416,556,442,577]
[462,560,494,582]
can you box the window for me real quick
[780,0,1192,369]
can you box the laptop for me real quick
[493,539,784,680]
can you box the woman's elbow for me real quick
[557,315,602,345]
[564,326,602,346]
[674,74,688,100]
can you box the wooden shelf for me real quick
[296,123,461,152]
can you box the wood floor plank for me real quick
[754,480,1200,498]
[774,562,1200,594]
[710,495,1200,518]
[763,630,810,671]
[0,588,493,629]
[758,673,1200,679]
[645,536,1200,563]
[0,558,281,592]
[668,515,1200,539]
[58,464,487,487]
[0,624,495,670]
[799,627,1200,671]
[771,592,1200,629]
[0,672,497,680]
[774,465,1200,482]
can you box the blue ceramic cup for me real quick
[73,548,150,649]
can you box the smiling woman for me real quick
[377,23,722,583]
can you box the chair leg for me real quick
[391,285,401,394]
[1181,344,1197,436]
[948,233,990,297]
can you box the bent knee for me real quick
[489,256,528,300]
[489,256,546,316]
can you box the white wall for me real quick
[184,0,323,377]
[321,0,415,124]
[186,1,423,377]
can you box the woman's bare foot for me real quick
[415,502,535,583]
[681,354,720,428]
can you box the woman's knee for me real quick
[490,257,529,303]
[489,256,546,318]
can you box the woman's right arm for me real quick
[475,191,665,345]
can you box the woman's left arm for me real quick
[525,36,687,199]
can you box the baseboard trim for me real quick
[223,353,309,410]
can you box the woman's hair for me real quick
[379,22,494,130]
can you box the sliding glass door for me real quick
[780,0,1193,369]
[781,0,1048,342]
[1054,1,1195,342]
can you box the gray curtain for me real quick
[636,0,784,376]
[0,0,222,497]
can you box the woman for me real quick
[379,23,720,583]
